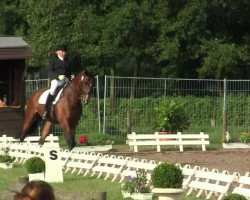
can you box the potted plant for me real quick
[25,156,45,181]
[0,148,14,169]
[151,162,184,200]
[222,193,247,200]
[154,100,190,134]
[121,169,153,200]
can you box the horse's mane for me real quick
[75,70,94,78]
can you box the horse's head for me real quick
[73,70,94,104]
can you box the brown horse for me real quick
[20,70,94,149]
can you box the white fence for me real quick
[127,132,210,152]
[0,134,59,148]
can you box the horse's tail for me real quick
[20,114,41,141]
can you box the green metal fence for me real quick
[103,76,250,143]
[25,76,250,143]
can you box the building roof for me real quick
[0,37,28,48]
[0,37,32,60]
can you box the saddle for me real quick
[39,83,69,120]
[39,81,69,104]
[38,89,63,105]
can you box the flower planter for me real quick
[0,162,13,169]
[131,193,153,200]
[122,191,132,198]
[122,191,153,200]
[29,172,45,181]
[151,188,183,200]
[159,132,171,141]
[73,145,113,152]
[223,143,250,149]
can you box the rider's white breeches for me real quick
[49,79,64,95]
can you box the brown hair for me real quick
[14,180,55,200]
[13,193,33,200]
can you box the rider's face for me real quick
[57,50,66,58]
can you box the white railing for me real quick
[127,132,210,152]
[0,143,249,200]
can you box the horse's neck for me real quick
[64,82,81,99]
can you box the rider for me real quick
[42,45,73,120]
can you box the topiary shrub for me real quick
[0,154,14,163]
[223,193,247,200]
[151,162,183,188]
[25,157,45,174]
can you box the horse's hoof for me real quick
[38,138,44,145]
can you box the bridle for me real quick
[79,74,93,103]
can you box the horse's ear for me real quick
[83,70,95,77]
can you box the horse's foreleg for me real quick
[61,123,76,150]
[69,134,76,150]
[39,121,53,145]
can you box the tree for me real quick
[2,0,249,79]
[21,0,86,69]
[0,0,27,36]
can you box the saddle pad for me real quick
[38,89,63,105]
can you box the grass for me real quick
[0,164,207,200]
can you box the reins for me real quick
[62,73,92,103]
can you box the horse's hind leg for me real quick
[38,121,53,145]
[20,110,40,142]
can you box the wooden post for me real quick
[127,110,131,135]
[223,79,227,141]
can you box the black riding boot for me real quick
[42,93,54,120]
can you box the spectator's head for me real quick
[14,180,55,200]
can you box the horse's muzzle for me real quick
[82,94,90,104]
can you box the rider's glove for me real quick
[58,75,65,80]
[71,75,75,80]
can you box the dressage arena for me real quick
[1,135,250,200]
[119,148,250,175]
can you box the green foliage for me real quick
[0,148,14,163]
[25,157,45,174]
[92,133,113,145]
[222,193,247,200]
[154,100,190,132]
[239,133,250,143]
[0,155,14,164]
[199,38,248,79]
[151,162,183,188]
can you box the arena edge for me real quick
[223,132,250,148]
[223,143,250,149]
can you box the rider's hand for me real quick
[58,75,65,80]
[71,75,75,80]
